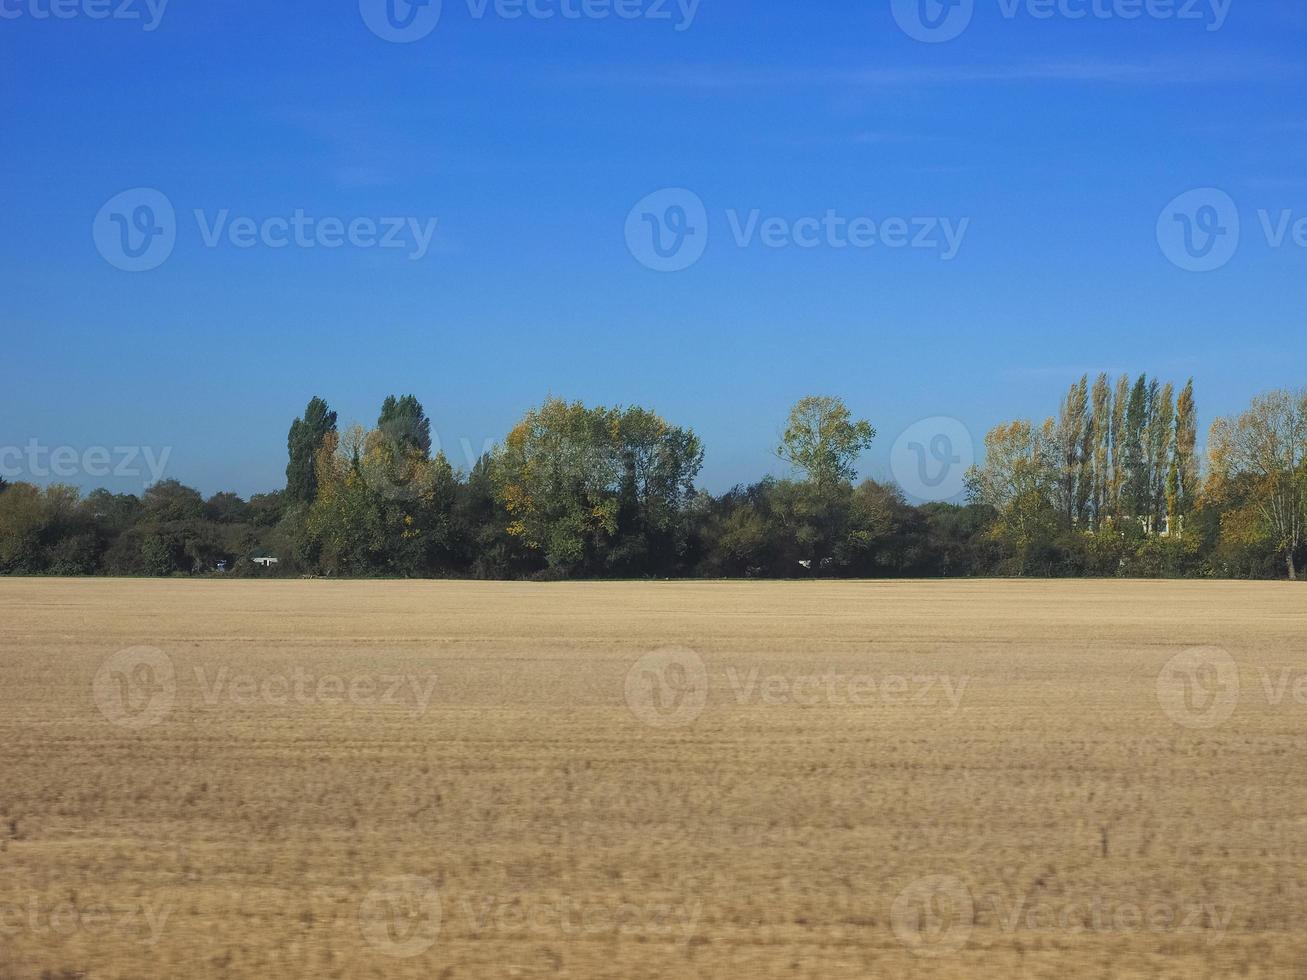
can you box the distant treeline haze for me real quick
[2,380,1305,580]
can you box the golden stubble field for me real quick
[1,578,1305,979]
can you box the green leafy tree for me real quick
[453,454,520,578]
[1109,373,1131,517]
[609,406,704,572]
[701,484,775,577]
[1121,376,1151,521]
[0,482,46,572]
[1051,376,1090,529]
[203,492,249,524]
[777,396,875,491]
[143,480,204,523]
[247,492,287,527]
[494,399,623,572]
[361,427,458,577]
[80,489,143,533]
[1089,373,1112,528]
[1173,379,1199,531]
[1207,389,1307,580]
[966,420,1060,574]
[920,501,1003,577]
[306,426,385,574]
[286,397,338,504]
[1146,381,1174,531]
[840,479,926,576]
[771,478,853,573]
[378,395,433,457]
[493,398,702,574]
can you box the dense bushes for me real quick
[0,472,1289,581]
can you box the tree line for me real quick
[2,382,1305,580]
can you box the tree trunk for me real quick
[1288,554,1299,582]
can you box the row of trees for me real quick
[2,383,1305,579]
[965,378,1307,579]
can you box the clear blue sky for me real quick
[2,0,1304,500]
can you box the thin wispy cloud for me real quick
[1193,119,1307,137]
[264,106,493,189]
[852,131,918,145]
[561,56,1298,90]
[1244,175,1307,191]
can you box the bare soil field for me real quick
[1,578,1305,979]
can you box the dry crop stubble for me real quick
[0,578,1305,978]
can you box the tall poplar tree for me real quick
[286,396,338,504]
[1110,374,1131,518]
[1148,382,1175,531]
[1122,375,1151,521]
[1054,377,1090,528]
[1174,380,1198,525]
[378,395,434,457]
[1090,373,1113,527]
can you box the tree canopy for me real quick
[4,382,1306,581]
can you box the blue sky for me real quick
[2,0,1305,500]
